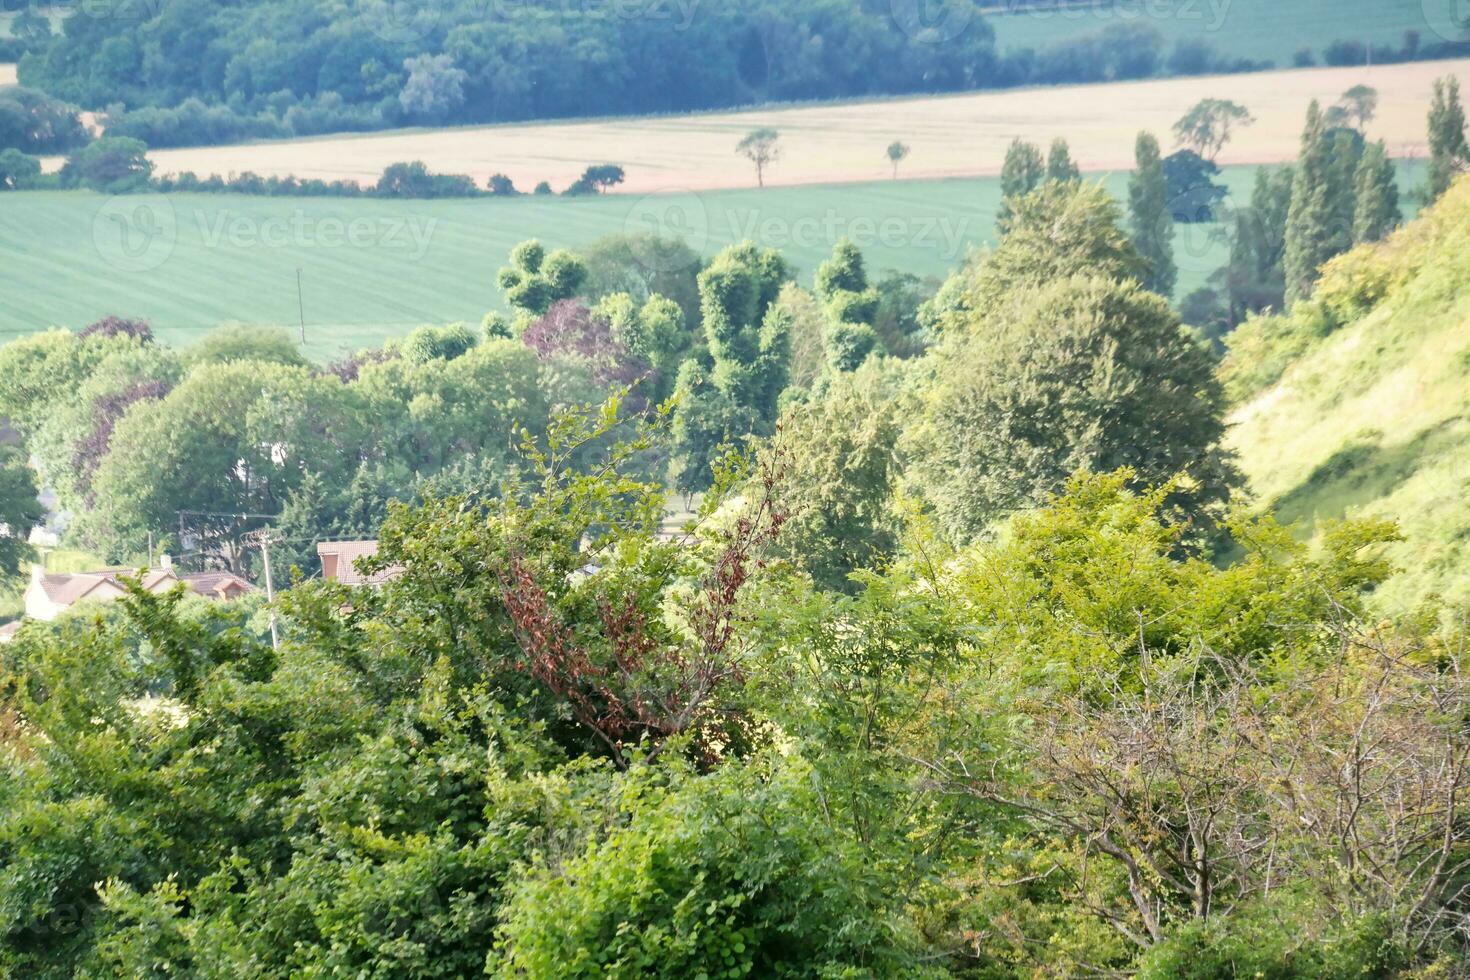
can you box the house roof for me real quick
[180,571,254,598]
[317,540,402,585]
[34,567,251,608]
[36,571,131,606]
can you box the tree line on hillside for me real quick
[1174,77,1469,343]
[0,126,622,198]
[5,0,1466,150]
[5,179,1470,972]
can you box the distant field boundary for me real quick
[96,59,1470,196]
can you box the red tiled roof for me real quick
[180,571,254,597]
[316,540,402,585]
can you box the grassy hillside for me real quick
[1225,176,1470,613]
[1,163,1423,361]
[988,0,1449,67]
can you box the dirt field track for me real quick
[0,64,16,87]
[106,59,1470,193]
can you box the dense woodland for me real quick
[1,0,1461,149]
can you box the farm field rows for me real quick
[74,59,1470,196]
[985,0,1452,66]
[0,161,1425,361]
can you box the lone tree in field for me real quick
[1427,76,1470,203]
[565,164,625,195]
[1173,98,1253,162]
[886,140,910,179]
[1128,131,1176,298]
[1327,84,1378,132]
[737,128,781,188]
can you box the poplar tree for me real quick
[1127,131,1176,298]
[1427,76,1469,202]
[669,242,791,493]
[998,138,1044,230]
[1284,102,1346,305]
[814,238,881,373]
[1046,138,1080,182]
[1353,140,1400,244]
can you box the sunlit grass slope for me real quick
[1226,175,1470,613]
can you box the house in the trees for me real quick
[316,540,402,585]
[20,557,254,623]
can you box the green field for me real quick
[986,0,1455,67]
[0,162,1422,361]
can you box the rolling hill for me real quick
[1226,174,1470,614]
[46,59,1470,194]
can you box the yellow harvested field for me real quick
[0,64,16,87]
[109,59,1470,193]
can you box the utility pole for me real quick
[296,268,307,345]
[260,531,280,651]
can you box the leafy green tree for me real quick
[86,361,368,568]
[10,7,51,46]
[497,239,589,330]
[814,238,881,372]
[0,148,41,191]
[58,136,153,193]
[0,446,41,580]
[1328,83,1378,131]
[997,137,1044,228]
[1326,127,1365,252]
[576,232,703,328]
[924,180,1147,333]
[1046,137,1080,182]
[183,324,307,368]
[913,274,1236,540]
[353,339,548,474]
[1127,131,1176,297]
[1172,98,1253,161]
[736,127,780,188]
[397,53,468,122]
[399,322,477,364]
[1161,148,1227,223]
[28,340,181,519]
[494,757,929,978]
[593,292,689,403]
[0,329,117,435]
[886,139,909,179]
[1427,76,1469,203]
[1353,140,1400,244]
[670,242,790,493]
[1224,166,1293,321]
[770,362,902,591]
[1284,100,1350,305]
[564,163,625,196]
